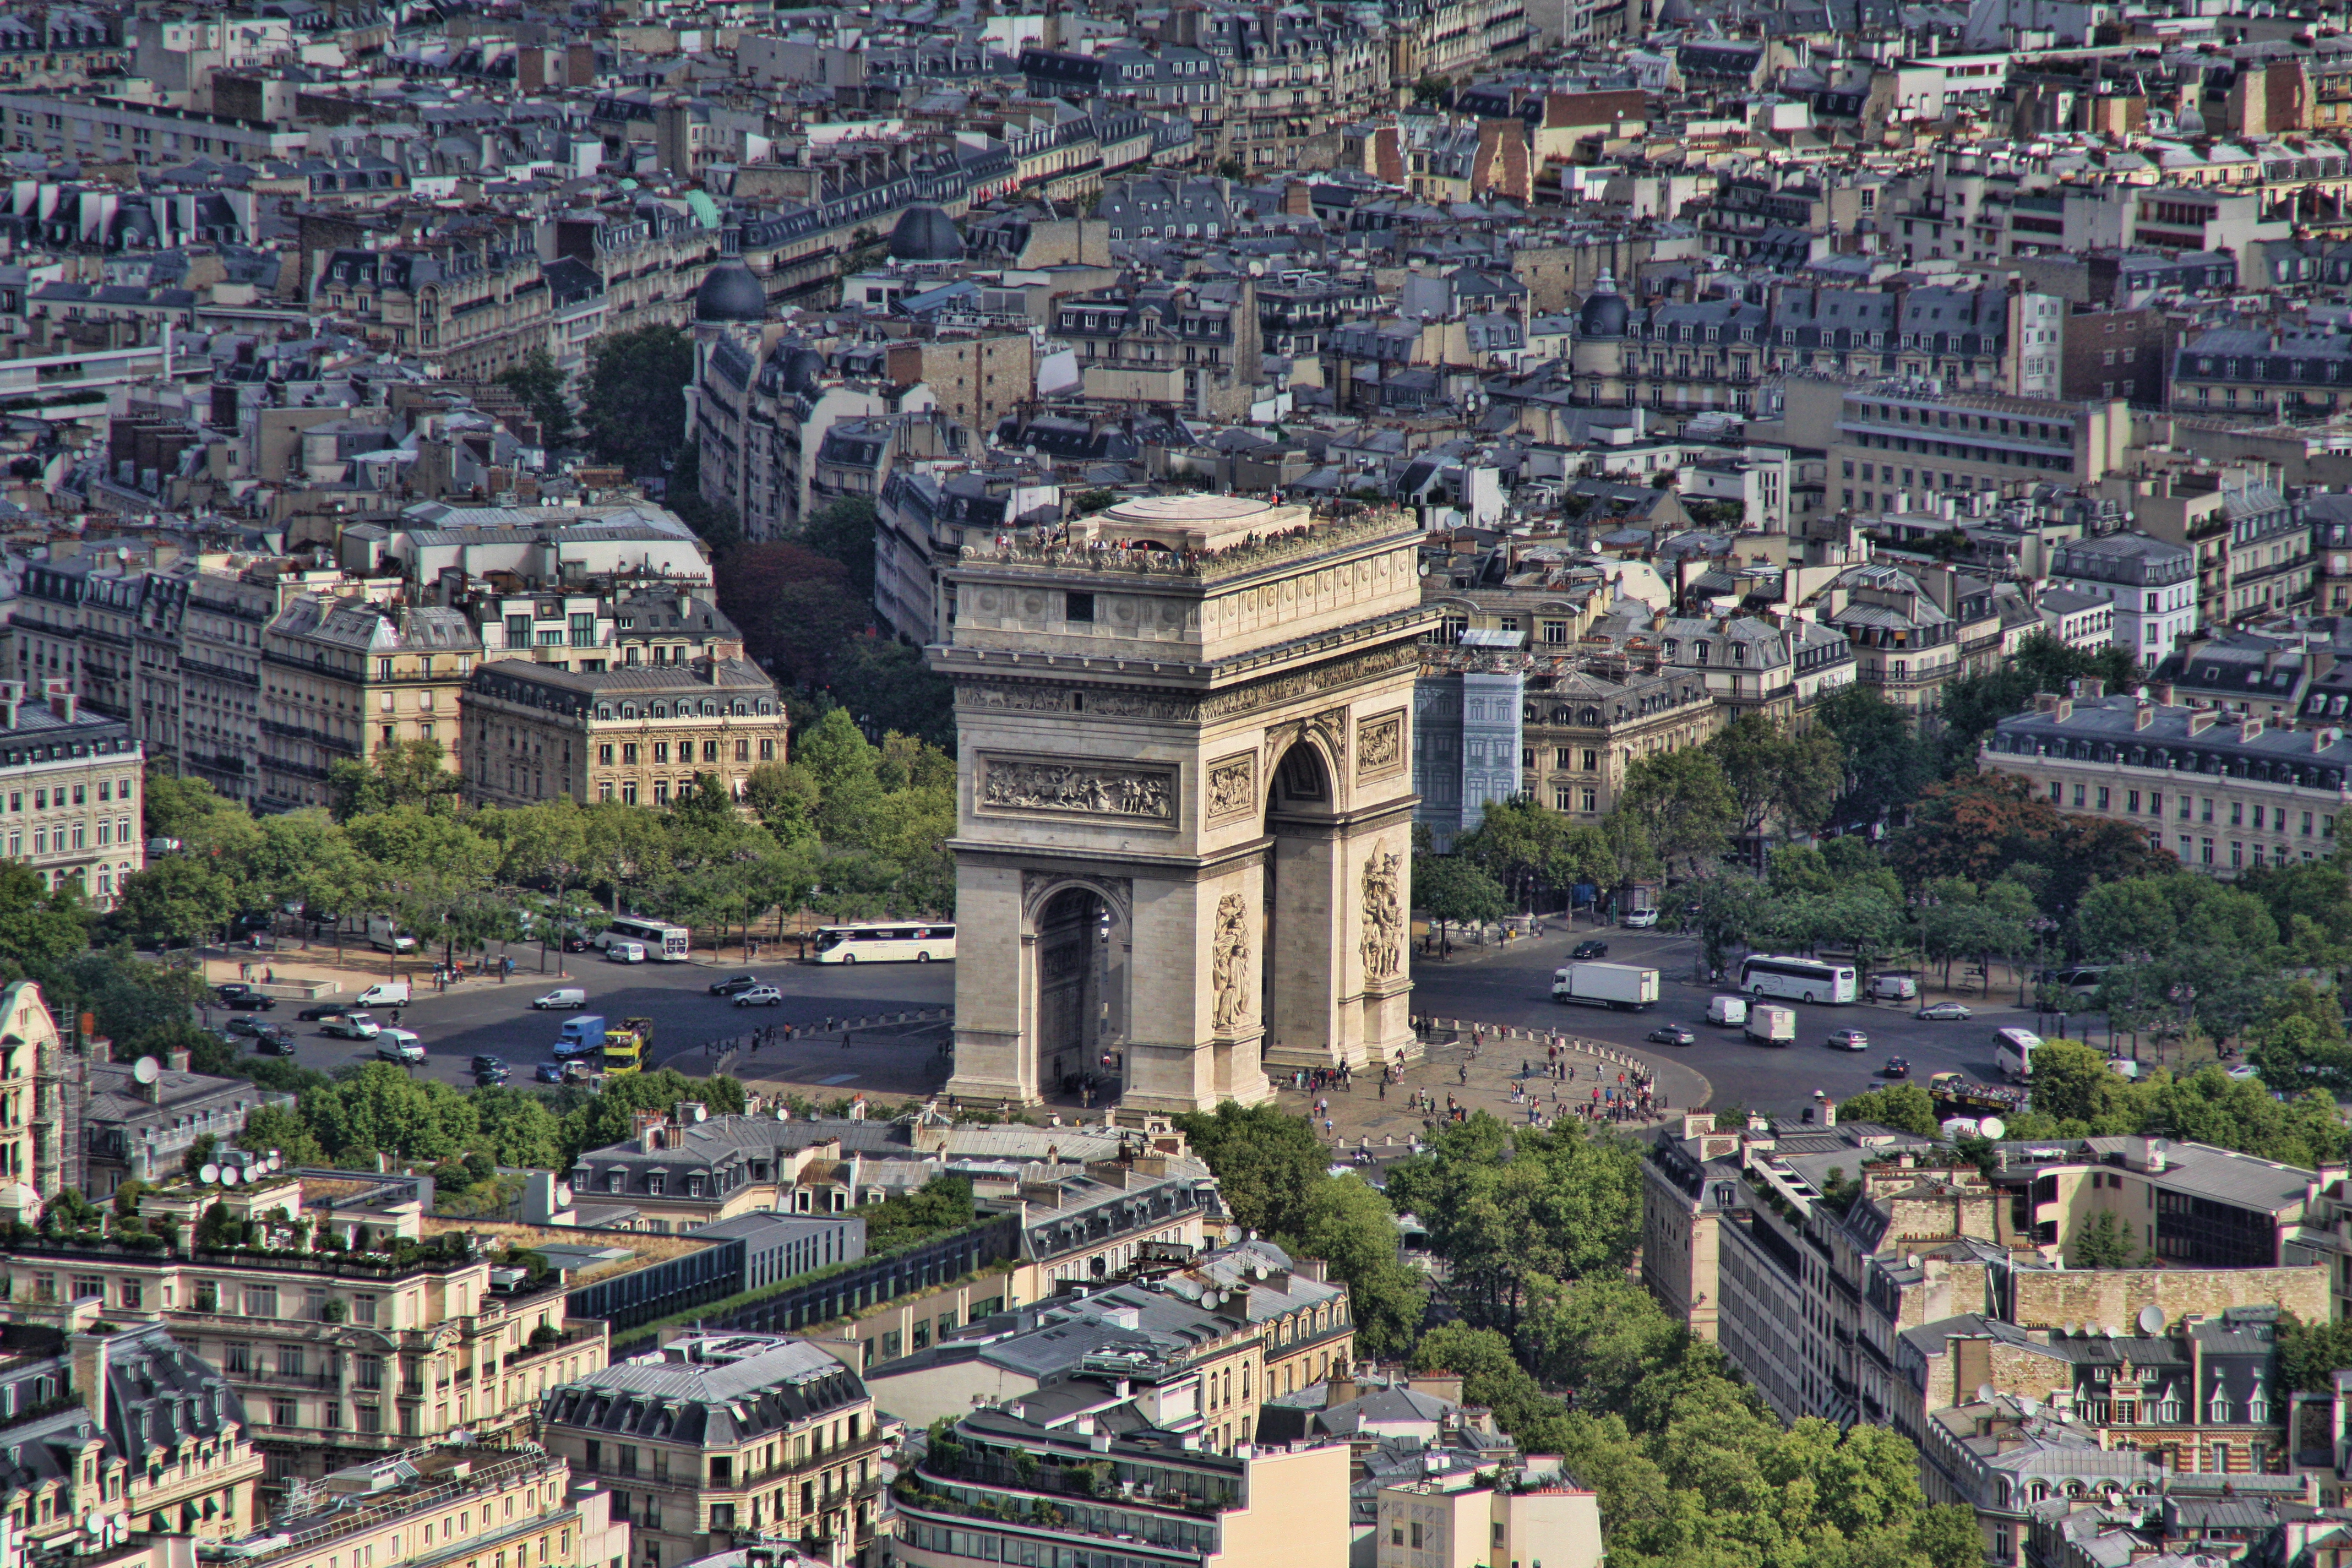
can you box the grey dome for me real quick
[889,205,965,262]
[780,346,826,395]
[695,262,767,323]
[1578,271,1627,339]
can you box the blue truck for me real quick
[554,1014,607,1059]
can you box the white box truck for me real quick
[1551,962,1660,1010]
[1745,1004,1796,1046]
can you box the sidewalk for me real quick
[1272,1019,1709,1153]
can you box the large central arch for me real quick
[930,496,1429,1113]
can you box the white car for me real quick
[1621,908,1659,929]
[733,986,783,1008]
[1827,1028,1870,1052]
[605,941,647,964]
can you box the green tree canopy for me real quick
[581,325,692,478]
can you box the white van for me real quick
[356,981,412,1008]
[1996,1027,2042,1082]
[532,988,587,1010]
[605,941,647,964]
[374,1028,426,1064]
[1868,974,1919,1001]
[1707,995,1750,1027]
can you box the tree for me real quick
[1170,1103,1327,1238]
[2069,1210,2143,1268]
[803,497,880,602]
[1619,749,1735,875]
[496,347,576,448]
[1886,769,2067,889]
[1384,1113,1642,1331]
[827,636,955,751]
[330,739,464,821]
[1833,1082,1939,1136]
[300,1063,479,1163]
[1412,853,1507,955]
[1293,1175,1427,1358]
[580,324,693,479]
[1705,716,1843,846]
[769,577,872,686]
[2027,1039,2126,1125]
[115,856,237,948]
[0,862,93,967]
[470,1087,566,1168]
[1815,685,1936,829]
[718,543,854,674]
[237,1102,329,1168]
[2277,1308,2352,1393]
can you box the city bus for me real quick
[810,922,957,964]
[1737,954,1859,1005]
[598,917,692,961]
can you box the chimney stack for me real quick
[43,681,74,723]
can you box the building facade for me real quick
[0,682,144,905]
[461,658,787,808]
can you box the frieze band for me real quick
[978,756,1177,820]
[952,639,1424,727]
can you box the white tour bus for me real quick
[811,922,957,964]
[1738,954,1859,1005]
[599,916,692,961]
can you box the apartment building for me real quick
[1983,692,2352,874]
[1521,660,1720,818]
[463,587,744,674]
[1374,1472,1603,1568]
[883,335,1035,441]
[894,1407,1349,1568]
[0,1173,609,1487]
[0,682,144,905]
[864,1237,1353,1450]
[1779,378,2132,512]
[181,567,277,803]
[540,1333,884,1566]
[1643,1112,2328,1450]
[2044,533,2198,667]
[200,1444,626,1568]
[1814,564,1966,712]
[260,596,480,811]
[0,88,308,164]
[313,215,552,379]
[460,657,787,809]
[0,1319,266,1550]
[2108,468,2313,630]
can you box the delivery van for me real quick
[356,981,412,1008]
[556,1015,607,1059]
[1707,994,1749,1027]
[532,988,587,1010]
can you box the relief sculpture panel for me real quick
[1206,752,1257,824]
[979,756,1176,820]
[1356,709,1406,782]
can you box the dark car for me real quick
[1882,1057,1911,1079]
[216,982,258,1001]
[297,1004,347,1022]
[535,1062,567,1085]
[221,993,276,1012]
[224,1015,268,1037]
[560,933,595,953]
[1646,1024,1696,1047]
[474,1065,511,1087]
[470,1054,508,1075]
[708,974,761,997]
[1571,939,1609,961]
[253,1027,300,1057]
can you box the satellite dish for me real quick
[2019,1398,2041,1417]
[198,1163,221,1185]
[1978,1115,2006,1141]
[1219,1225,1243,1245]
[110,1516,127,1537]
[132,1056,160,1085]
[219,1166,241,1186]
[1975,1383,1996,1404]
[2104,1324,2120,1338]
[694,1106,708,1122]
[83,1513,100,1536]
[2138,1305,2165,1335]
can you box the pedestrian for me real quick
[264,967,274,986]
[1458,1063,1468,1085]
[1378,1078,1386,1100]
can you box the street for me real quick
[1407,918,2081,1122]
[211,949,957,1092]
[206,922,2103,1121]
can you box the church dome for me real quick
[889,205,965,262]
[694,262,767,323]
[1578,270,1629,339]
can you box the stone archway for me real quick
[932,495,1431,1113]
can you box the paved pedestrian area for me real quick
[1270,1019,1713,1155]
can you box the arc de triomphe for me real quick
[928,496,1431,1114]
